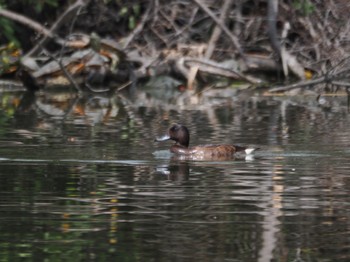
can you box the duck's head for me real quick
[155,124,190,147]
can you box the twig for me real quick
[205,0,232,58]
[116,80,132,92]
[122,2,152,48]
[269,78,324,92]
[188,0,232,89]
[175,7,199,37]
[195,84,215,96]
[267,0,281,56]
[328,81,350,88]
[0,79,25,91]
[37,1,86,94]
[152,0,159,25]
[192,0,245,59]
[57,59,83,93]
[58,2,85,61]
[0,8,63,43]
[26,0,89,57]
[0,0,89,74]
[41,49,83,93]
[85,83,110,93]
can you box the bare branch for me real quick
[205,0,232,58]
[0,8,59,41]
[26,0,89,57]
[122,1,152,49]
[192,0,245,59]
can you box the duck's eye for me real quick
[170,125,180,131]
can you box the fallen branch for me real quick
[269,78,324,92]
[183,57,262,84]
[269,69,350,92]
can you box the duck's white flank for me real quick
[245,148,258,155]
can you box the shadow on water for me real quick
[0,86,350,261]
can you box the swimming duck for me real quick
[155,124,258,157]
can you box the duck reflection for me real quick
[155,162,190,181]
[154,152,256,181]
[153,149,257,181]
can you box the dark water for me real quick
[0,89,350,261]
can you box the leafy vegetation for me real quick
[292,0,315,16]
[0,17,18,45]
[0,0,61,44]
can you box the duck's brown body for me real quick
[155,124,258,158]
[170,144,247,157]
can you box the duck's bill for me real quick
[154,134,171,142]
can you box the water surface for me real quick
[0,89,349,261]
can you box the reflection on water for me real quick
[0,88,350,261]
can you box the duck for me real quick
[155,124,258,158]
